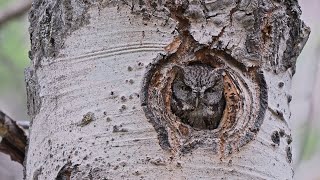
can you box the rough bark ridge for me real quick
[26,0,309,179]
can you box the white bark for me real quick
[25,1,309,179]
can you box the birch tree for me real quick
[25,0,309,179]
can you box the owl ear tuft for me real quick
[172,65,183,72]
[172,65,185,77]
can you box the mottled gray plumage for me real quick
[171,64,225,130]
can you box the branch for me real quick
[0,110,27,165]
[0,0,31,28]
[16,121,30,129]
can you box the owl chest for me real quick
[183,108,219,130]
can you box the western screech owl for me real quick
[171,64,226,130]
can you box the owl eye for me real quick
[205,87,215,93]
[180,84,191,91]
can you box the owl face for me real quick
[171,64,225,130]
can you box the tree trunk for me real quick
[25,0,309,179]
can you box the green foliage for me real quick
[301,128,320,160]
[0,0,10,7]
[0,0,30,93]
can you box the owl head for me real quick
[171,64,225,130]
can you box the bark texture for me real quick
[26,0,309,179]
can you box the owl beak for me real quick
[195,97,199,108]
[193,90,201,108]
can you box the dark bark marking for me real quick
[271,131,280,145]
[25,67,41,119]
[56,162,73,180]
[286,146,292,163]
[32,167,43,180]
[282,0,305,72]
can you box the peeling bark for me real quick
[26,0,309,179]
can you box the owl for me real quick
[171,64,226,130]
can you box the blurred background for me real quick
[0,0,319,179]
